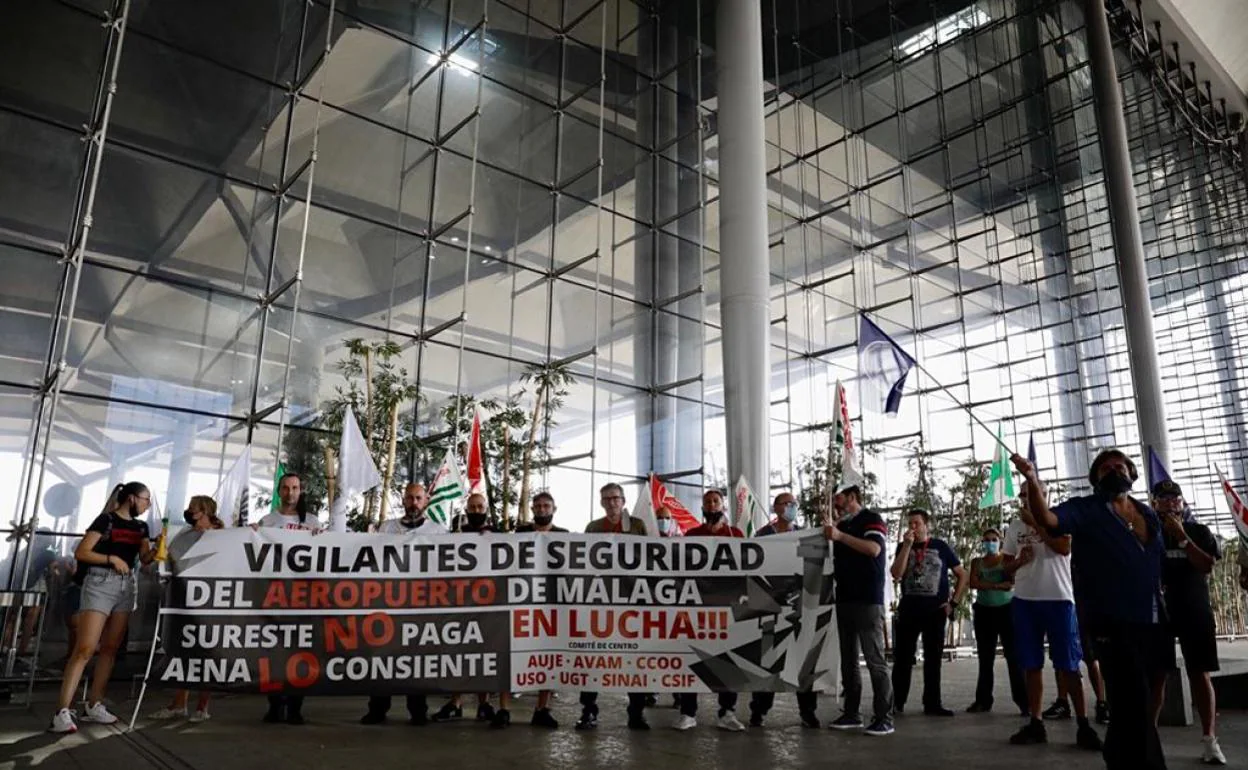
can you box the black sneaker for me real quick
[1076,721,1102,751]
[829,713,864,730]
[924,706,955,717]
[800,711,820,729]
[286,710,305,725]
[863,718,894,736]
[489,708,510,729]
[1041,699,1071,720]
[409,711,428,726]
[574,709,598,730]
[531,708,559,729]
[966,702,991,713]
[1010,719,1047,745]
[359,711,386,725]
[893,704,905,715]
[627,716,650,730]
[262,707,283,724]
[644,695,658,707]
[476,703,496,723]
[430,703,463,722]
[1094,700,1109,725]
[749,711,764,727]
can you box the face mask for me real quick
[183,510,197,526]
[400,515,422,529]
[781,504,798,523]
[533,513,554,527]
[657,518,674,535]
[1095,470,1133,500]
[982,541,999,555]
[703,510,724,526]
[466,513,488,530]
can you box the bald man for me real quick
[361,483,449,726]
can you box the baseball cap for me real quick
[1151,479,1182,498]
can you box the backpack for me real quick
[72,515,113,586]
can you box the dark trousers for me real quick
[837,602,893,723]
[892,601,947,710]
[366,694,427,718]
[266,695,304,716]
[678,692,737,717]
[749,690,817,716]
[580,691,647,719]
[972,602,1026,711]
[1091,623,1168,770]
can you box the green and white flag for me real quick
[978,425,1015,509]
[732,474,770,537]
[427,449,467,526]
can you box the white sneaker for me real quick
[189,709,211,723]
[673,714,697,731]
[149,707,188,720]
[716,712,746,732]
[49,708,77,733]
[81,701,118,725]
[1201,735,1227,765]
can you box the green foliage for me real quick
[795,441,882,528]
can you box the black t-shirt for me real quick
[834,509,889,605]
[86,512,150,566]
[1161,519,1220,620]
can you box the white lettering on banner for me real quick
[158,529,839,696]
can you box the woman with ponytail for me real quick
[50,481,156,733]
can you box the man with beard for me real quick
[1012,449,1170,770]
[361,482,447,726]
[576,483,650,730]
[674,489,746,732]
[513,490,565,728]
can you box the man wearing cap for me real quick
[1151,479,1226,765]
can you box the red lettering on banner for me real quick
[362,613,393,646]
[333,581,359,607]
[361,581,382,606]
[428,580,448,606]
[263,581,288,608]
[324,617,358,652]
[569,609,586,638]
[258,657,282,692]
[309,580,330,608]
[290,581,308,607]
[570,609,699,640]
[471,578,495,605]
[619,610,639,639]
[287,652,320,688]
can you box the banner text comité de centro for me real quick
[157,529,840,696]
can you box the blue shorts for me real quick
[1012,598,1082,672]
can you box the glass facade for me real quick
[2,0,1246,571]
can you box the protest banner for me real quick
[157,529,837,697]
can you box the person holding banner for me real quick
[150,495,224,723]
[257,472,318,725]
[1150,480,1226,765]
[889,509,967,718]
[748,492,819,728]
[431,493,509,727]
[654,505,679,538]
[360,482,446,727]
[512,490,564,728]
[1012,449,1168,770]
[574,483,650,730]
[675,490,746,732]
[50,482,156,733]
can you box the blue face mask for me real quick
[781,503,798,522]
[656,518,674,535]
[982,541,999,555]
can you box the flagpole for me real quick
[907,356,1014,456]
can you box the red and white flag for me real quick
[833,381,864,490]
[651,474,700,533]
[466,407,486,496]
[1215,465,1248,548]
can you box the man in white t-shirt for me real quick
[1002,482,1100,750]
[255,473,322,532]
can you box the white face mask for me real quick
[656,518,674,535]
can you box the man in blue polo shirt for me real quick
[1012,448,1170,770]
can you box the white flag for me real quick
[329,407,382,533]
[732,475,770,537]
[427,449,467,526]
[630,479,658,537]
[214,445,253,527]
[833,381,864,490]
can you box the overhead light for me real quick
[484,245,491,251]
[428,51,479,76]
[451,236,460,242]
[898,6,990,59]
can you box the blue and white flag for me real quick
[1146,446,1171,489]
[1026,433,1037,467]
[857,314,916,415]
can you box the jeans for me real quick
[836,602,893,722]
[580,691,647,719]
[972,602,1026,711]
[678,692,738,717]
[749,690,818,717]
[892,600,947,710]
[366,694,427,718]
[1090,622,1169,770]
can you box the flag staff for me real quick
[908,355,1014,456]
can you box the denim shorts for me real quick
[80,569,137,615]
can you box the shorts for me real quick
[1169,614,1219,673]
[79,569,137,615]
[1012,598,1082,672]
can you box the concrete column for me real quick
[1083,0,1170,464]
[716,0,770,496]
